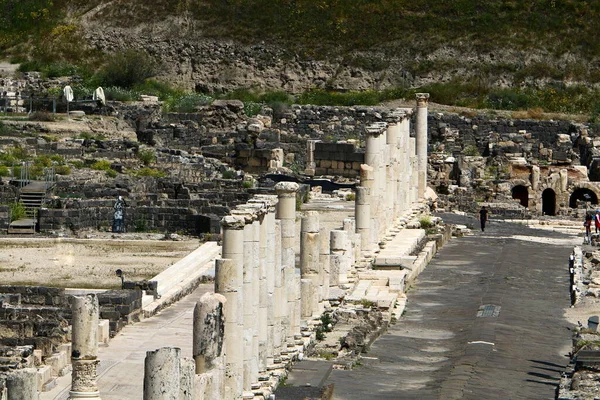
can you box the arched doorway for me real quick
[569,188,599,208]
[542,189,556,216]
[511,185,529,208]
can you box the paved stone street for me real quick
[326,215,580,399]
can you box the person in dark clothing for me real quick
[478,206,489,232]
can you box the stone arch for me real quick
[542,188,556,216]
[511,185,529,208]
[569,187,599,208]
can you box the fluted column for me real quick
[275,182,300,347]
[220,216,245,399]
[416,93,430,199]
[69,294,100,400]
[398,110,412,212]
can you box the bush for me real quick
[96,49,157,89]
[9,201,26,222]
[54,165,71,175]
[463,145,480,156]
[105,169,117,178]
[131,167,166,178]
[164,93,213,113]
[419,216,433,229]
[222,170,235,179]
[91,160,112,171]
[0,166,9,177]
[137,148,156,166]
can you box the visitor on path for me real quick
[594,211,600,233]
[584,213,593,244]
[478,206,489,232]
[113,196,127,233]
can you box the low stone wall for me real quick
[98,289,143,335]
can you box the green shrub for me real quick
[0,122,16,136]
[419,216,433,229]
[164,93,213,113]
[54,165,71,175]
[9,201,26,222]
[463,145,480,156]
[95,49,157,88]
[70,160,86,169]
[131,167,166,178]
[222,170,235,179]
[105,169,117,178]
[345,193,356,201]
[102,86,140,102]
[242,180,254,189]
[0,166,9,177]
[91,160,112,171]
[137,148,156,166]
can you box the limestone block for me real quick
[180,357,195,400]
[7,368,38,400]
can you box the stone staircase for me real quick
[8,180,53,234]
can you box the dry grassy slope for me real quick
[29,1,600,94]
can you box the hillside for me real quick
[2,0,600,113]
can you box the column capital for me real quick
[221,215,246,230]
[365,122,388,137]
[416,93,430,107]
[275,182,299,197]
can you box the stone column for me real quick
[355,186,371,253]
[220,216,246,398]
[560,169,568,192]
[398,110,412,212]
[230,210,259,391]
[386,122,399,220]
[144,347,180,400]
[531,165,540,191]
[330,230,350,286]
[305,140,319,176]
[343,218,358,268]
[7,369,38,400]
[416,93,430,199]
[193,292,226,398]
[409,137,418,204]
[359,164,376,250]
[180,358,194,400]
[300,211,320,319]
[365,123,386,238]
[273,219,285,361]
[275,182,300,345]
[69,294,100,400]
[318,223,331,311]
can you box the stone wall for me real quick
[97,290,143,335]
[314,142,364,177]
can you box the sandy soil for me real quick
[0,234,202,289]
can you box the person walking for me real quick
[584,213,593,244]
[594,211,600,233]
[478,206,489,232]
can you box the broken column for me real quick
[219,216,246,398]
[193,292,226,398]
[69,294,101,400]
[355,186,371,253]
[305,140,319,175]
[330,230,351,286]
[275,181,300,346]
[6,369,38,400]
[416,93,430,199]
[300,211,320,319]
[359,164,376,250]
[144,347,181,400]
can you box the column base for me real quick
[69,391,101,399]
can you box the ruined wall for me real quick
[314,142,364,177]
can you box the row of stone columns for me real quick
[355,97,429,252]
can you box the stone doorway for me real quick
[569,187,599,208]
[511,185,529,208]
[542,188,556,216]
